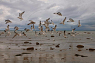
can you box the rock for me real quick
[89,48,95,51]
[76,45,84,48]
[24,41,29,44]
[50,47,54,50]
[51,35,54,37]
[78,50,82,51]
[15,54,22,56]
[27,47,34,50]
[81,55,88,57]
[86,38,90,39]
[36,42,39,45]
[56,44,60,48]
[22,53,31,54]
[75,54,80,56]
[75,54,88,57]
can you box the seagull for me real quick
[22,32,27,37]
[5,19,12,24]
[14,26,19,32]
[63,30,67,38]
[53,12,62,16]
[51,25,57,32]
[67,18,74,22]
[0,31,5,36]
[31,26,33,31]
[78,20,81,27]
[27,20,35,25]
[60,17,66,25]
[46,18,50,21]
[38,21,41,30]
[17,11,25,21]
[50,20,54,25]
[41,26,43,32]
[6,31,11,37]
[5,25,10,31]
[72,28,76,33]
[28,20,35,29]
[12,31,19,39]
[24,28,30,32]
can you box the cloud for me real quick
[0,0,95,30]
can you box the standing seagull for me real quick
[78,20,81,27]
[67,18,74,22]
[60,17,66,25]
[5,19,12,24]
[17,11,25,21]
[53,12,62,16]
[38,21,41,30]
[63,30,67,38]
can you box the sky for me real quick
[0,0,95,31]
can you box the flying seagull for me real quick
[53,12,62,16]
[28,20,35,29]
[14,26,19,32]
[72,28,76,33]
[17,11,25,21]
[24,28,30,32]
[12,31,19,39]
[5,25,10,31]
[5,19,12,24]
[63,30,67,38]
[67,18,74,22]
[60,17,66,25]
[78,20,81,27]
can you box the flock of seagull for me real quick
[0,11,81,38]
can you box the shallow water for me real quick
[0,31,95,63]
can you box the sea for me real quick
[0,30,95,63]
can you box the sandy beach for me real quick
[0,31,95,63]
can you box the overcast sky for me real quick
[0,0,95,31]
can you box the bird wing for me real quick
[63,17,66,22]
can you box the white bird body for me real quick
[67,18,74,22]
[78,20,81,27]
[18,11,25,21]
[60,17,66,25]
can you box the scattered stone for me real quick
[89,48,95,51]
[36,42,39,45]
[56,44,60,48]
[78,50,82,51]
[35,49,37,50]
[47,39,50,40]
[75,54,88,57]
[81,55,88,57]
[75,54,80,57]
[15,54,22,56]
[50,47,54,50]
[51,35,55,37]
[27,47,34,50]
[76,45,84,48]
[86,49,88,50]
[61,58,64,60]
[24,41,29,44]
[68,33,71,34]
[86,38,90,39]
[87,32,90,34]
[22,53,31,54]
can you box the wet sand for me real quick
[0,31,95,63]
